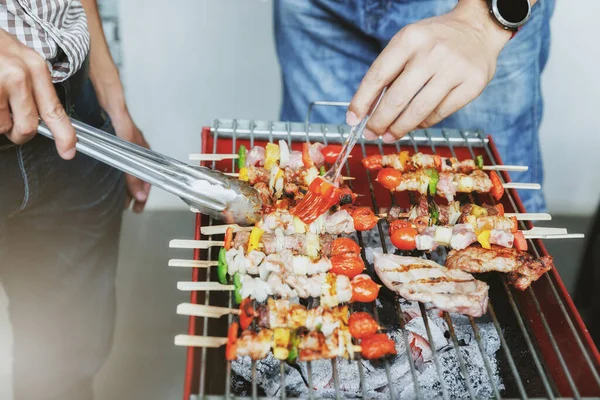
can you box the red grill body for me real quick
[181,124,600,400]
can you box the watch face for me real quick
[496,0,530,24]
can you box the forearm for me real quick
[80,0,126,115]
[455,0,538,47]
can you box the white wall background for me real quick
[119,0,600,215]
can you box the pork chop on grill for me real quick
[445,245,554,290]
[373,253,489,317]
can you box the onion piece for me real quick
[278,140,290,168]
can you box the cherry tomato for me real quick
[361,155,383,170]
[338,187,357,206]
[330,254,365,278]
[239,298,255,330]
[489,171,504,201]
[331,237,361,256]
[494,203,505,216]
[225,322,239,361]
[513,230,528,251]
[360,333,397,359]
[321,144,344,164]
[348,312,379,339]
[351,207,379,231]
[351,274,380,303]
[390,227,418,250]
[388,220,414,236]
[302,142,314,168]
[224,227,233,251]
[376,168,403,191]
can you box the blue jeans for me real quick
[275,0,555,212]
[0,79,125,399]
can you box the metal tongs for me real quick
[37,119,263,225]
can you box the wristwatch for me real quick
[486,0,531,32]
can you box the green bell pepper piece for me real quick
[286,330,299,363]
[237,145,247,170]
[319,166,326,176]
[476,155,484,169]
[233,272,243,304]
[429,203,439,225]
[217,247,228,284]
[425,168,439,196]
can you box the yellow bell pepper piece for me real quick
[273,328,290,360]
[238,167,249,182]
[264,143,280,170]
[247,227,264,253]
[399,151,410,168]
[470,205,487,218]
[477,229,492,249]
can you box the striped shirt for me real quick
[0,0,90,82]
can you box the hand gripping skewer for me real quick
[37,119,262,225]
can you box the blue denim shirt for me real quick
[275,0,555,212]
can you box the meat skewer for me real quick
[224,171,354,181]
[201,206,378,236]
[361,151,527,173]
[175,301,396,361]
[376,167,539,202]
[445,245,555,291]
[373,252,489,317]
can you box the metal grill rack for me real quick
[180,117,600,400]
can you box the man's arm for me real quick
[347,0,537,142]
[80,0,151,212]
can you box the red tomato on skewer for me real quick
[351,274,380,303]
[321,145,344,164]
[348,312,379,339]
[376,168,403,190]
[360,334,397,359]
[390,227,418,250]
[331,237,361,256]
[361,155,383,170]
[351,207,379,231]
[330,253,365,278]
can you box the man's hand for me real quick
[0,30,77,158]
[346,0,512,142]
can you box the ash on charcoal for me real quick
[231,308,503,399]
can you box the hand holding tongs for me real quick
[37,119,263,225]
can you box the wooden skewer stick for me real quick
[174,334,365,355]
[174,334,228,348]
[224,172,355,181]
[189,154,353,162]
[189,154,239,161]
[177,282,234,291]
[482,165,528,172]
[524,233,585,240]
[377,212,552,221]
[502,182,541,190]
[201,224,253,236]
[504,213,551,221]
[177,303,240,319]
[168,259,218,268]
[170,239,224,249]
[522,227,567,235]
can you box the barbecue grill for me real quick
[175,105,600,399]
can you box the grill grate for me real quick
[183,117,600,400]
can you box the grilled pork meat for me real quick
[445,245,554,290]
[373,253,489,317]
